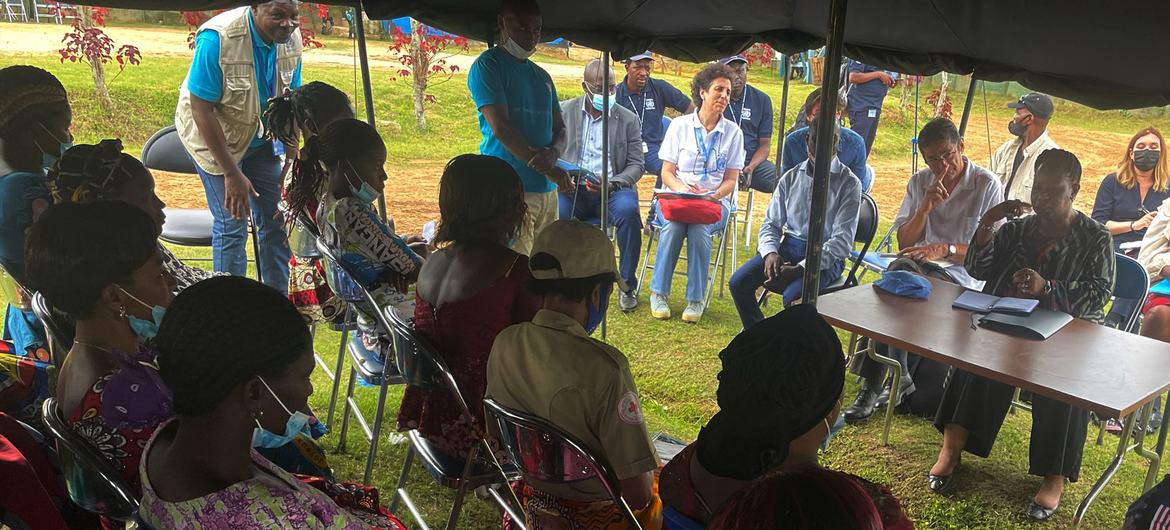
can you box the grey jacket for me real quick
[554,95,645,189]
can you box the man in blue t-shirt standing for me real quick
[846,59,897,154]
[721,55,776,194]
[615,51,694,179]
[175,1,302,293]
[467,0,569,256]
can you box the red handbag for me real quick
[657,193,722,224]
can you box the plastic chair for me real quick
[635,197,737,310]
[30,291,73,366]
[142,126,264,283]
[758,193,880,307]
[483,397,643,530]
[39,398,140,523]
[383,306,524,530]
[314,238,403,486]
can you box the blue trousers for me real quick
[849,107,882,154]
[729,236,844,329]
[745,160,778,193]
[558,185,642,291]
[650,205,729,303]
[195,142,291,294]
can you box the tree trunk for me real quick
[934,72,950,119]
[409,19,427,131]
[82,7,114,112]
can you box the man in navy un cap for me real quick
[720,55,777,194]
[615,51,695,179]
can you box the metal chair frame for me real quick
[314,237,403,486]
[483,397,643,530]
[382,303,525,530]
[40,398,140,523]
[634,197,738,310]
[30,291,73,366]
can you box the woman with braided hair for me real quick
[264,81,354,323]
[47,139,218,291]
[286,118,422,344]
[142,276,405,530]
[657,305,911,528]
[0,65,72,420]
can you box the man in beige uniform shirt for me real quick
[989,93,1060,202]
[487,220,659,526]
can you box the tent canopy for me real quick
[65,0,1170,109]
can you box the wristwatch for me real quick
[1042,280,1054,296]
[946,244,957,258]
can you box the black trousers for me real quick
[933,368,1089,481]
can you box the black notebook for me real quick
[976,309,1074,340]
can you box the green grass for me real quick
[5,47,1168,529]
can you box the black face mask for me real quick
[1134,149,1161,172]
[1008,117,1028,137]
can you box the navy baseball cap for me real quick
[720,55,748,66]
[626,51,654,62]
[1007,93,1054,120]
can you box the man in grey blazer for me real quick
[555,59,646,311]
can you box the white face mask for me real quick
[500,38,535,60]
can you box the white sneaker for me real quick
[650,294,671,319]
[681,302,705,323]
[619,290,638,312]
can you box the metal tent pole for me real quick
[801,0,849,308]
[601,51,611,340]
[957,74,978,138]
[353,1,385,220]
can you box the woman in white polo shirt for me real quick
[650,63,745,323]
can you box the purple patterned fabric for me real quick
[100,347,172,429]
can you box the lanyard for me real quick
[628,82,654,129]
[693,126,721,179]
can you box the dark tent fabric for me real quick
[59,0,1170,109]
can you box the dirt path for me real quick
[0,22,584,78]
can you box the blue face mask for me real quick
[344,159,380,205]
[117,286,166,341]
[251,376,313,449]
[591,92,616,112]
[584,283,612,335]
[38,122,72,171]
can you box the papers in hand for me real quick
[653,188,715,199]
[1119,241,1143,251]
[952,290,1039,315]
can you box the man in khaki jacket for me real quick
[176,1,302,292]
[988,93,1059,202]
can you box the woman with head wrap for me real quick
[0,65,71,420]
[47,139,218,291]
[658,305,911,528]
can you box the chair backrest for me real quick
[1105,253,1148,333]
[141,126,198,175]
[40,398,139,521]
[313,237,367,304]
[31,291,74,365]
[0,263,30,311]
[483,397,643,530]
[842,193,879,286]
[290,210,322,259]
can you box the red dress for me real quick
[67,372,156,493]
[396,255,542,458]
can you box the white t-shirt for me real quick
[658,112,746,209]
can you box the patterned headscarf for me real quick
[0,65,68,134]
[47,139,140,205]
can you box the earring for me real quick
[118,306,127,319]
[252,409,264,419]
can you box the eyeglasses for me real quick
[584,83,617,95]
[923,147,958,166]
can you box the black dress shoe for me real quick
[1025,501,1058,521]
[843,387,879,423]
[876,376,917,408]
[927,473,953,494]
[1148,410,1163,435]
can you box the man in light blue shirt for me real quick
[729,118,861,329]
[467,0,569,255]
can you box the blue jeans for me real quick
[649,205,729,303]
[729,236,845,329]
[195,142,291,294]
[558,184,642,291]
